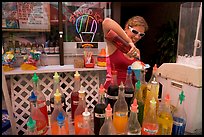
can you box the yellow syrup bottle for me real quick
[113,82,128,135]
[157,93,173,135]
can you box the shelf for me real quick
[4,65,107,75]
[2,28,51,32]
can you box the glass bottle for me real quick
[74,87,86,135]
[124,66,135,114]
[50,72,66,115]
[113,82,128,135]
[99,104,116,135]
[26,117,38,135]
[157,93,173,135]
[50,89,69,135]
[143,64,159,119]
[142,97,159,135]
[29,92,48,135]
[93,84,106,135]
[32,73,49,126]
[172,91,187,135]
[127,98,141,135]
[106,70,119,109]
[140,66,148,102]
[78,108,95,135]
[71,71,81,121]
[56,112,68,135]
[132,80,144,126]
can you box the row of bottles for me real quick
[25,66,187,135]
[3,40,59,55]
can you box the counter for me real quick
[4,65,107,135]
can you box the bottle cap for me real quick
[127,66,132,75]
[53,72,60,82]
[105,104,112,116]
[119,81,125,89]
[99,84,105,94]
[78,86,85,98]
[82,108,90,120]
[32,73,39,83]
[29,92,37,102]
[57,112,65,125]
[74,71,80,77]
[54,89,61,102]
[99,48,106,56]
[179,90,185,104]
[27,117,36,129]
[131,98,138,112]
[153,64,157,73]
[136,80,141,90]
[165,93,170,103]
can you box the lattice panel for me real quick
[10,71,99,135]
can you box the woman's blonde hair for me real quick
[125,16,148,31]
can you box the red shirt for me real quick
[104,49,137,89]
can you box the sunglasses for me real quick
[128,26,145,37]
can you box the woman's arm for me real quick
[102,18,133,56]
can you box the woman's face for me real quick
[125,25,145,44]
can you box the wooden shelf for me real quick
[4,65,107,75]
[2,28,51,32]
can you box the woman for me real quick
[102,16,148,89]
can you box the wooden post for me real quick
[2,69,17,135]
[58,2,64,65]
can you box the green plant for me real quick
[155,20,178,66]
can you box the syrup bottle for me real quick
[113,82,128,135]
[157,93,173,135]
[50,72,66,115]
[50,89,69,135]
[93,84,106,135]
[127,98,141,135]
[56,112,68,135]
[99,104,116,135]
[71,71,81,121]
[32,73,49,127]
[78,108,95,135]
[74,87,86,135]
[106,69,119,109]
[29,92,48,135]
[124,66,135,114]
[142,97,159,135]
[172,91,187,135]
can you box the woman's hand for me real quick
[127,43,140,59]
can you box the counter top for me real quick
[4,65,107,75]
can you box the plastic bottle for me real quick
[99,104,116,135]
[127,98,141,135]
[113,82,128,135]
[93,84,106,135]
[50,89,69,135]
[56,112,68,135]
[157,93,173,135]
[143,64,159,119]
[124,66,135,114]
[29,92,48,135]
[26,117,38,135]
[106,69,119,109]
[78,108,95,135]
[74,87,86,135]
[32,73,49,126]
[132,80,144,126]
[142,97,159,135]
[71,71,81,121]
[172,91,187,135]
[50,72,66,115]
[140,66,148,102]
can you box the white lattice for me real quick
[10,71,100,135]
